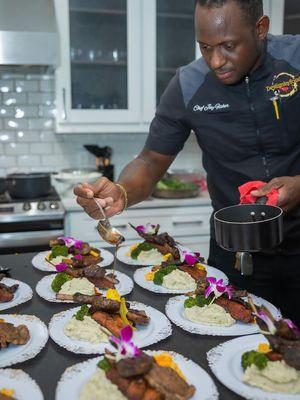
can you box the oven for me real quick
[0,188,65,254]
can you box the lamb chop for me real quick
[64,264,119,289]
[0,322,30,349]
[0,277,19,303]
[177,263,207,281]
[129,223,180,260]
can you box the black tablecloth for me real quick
[0,251,245,400]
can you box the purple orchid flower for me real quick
[109,326,140,361]
[255,310,277,334]
[58,236,83,249]
[136,223,157,235]
[177,245,200,266]
[73,254,83,260]
[55,263,68,272]
[224,285,235,300]
[283,319,300,334]
[204,277,227,299]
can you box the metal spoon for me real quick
[93,198,125,245]
[0,266,10,273]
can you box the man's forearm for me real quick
[117,149,175,207]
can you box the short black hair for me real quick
[194,0,263,26]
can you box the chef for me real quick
[75,0,300,324]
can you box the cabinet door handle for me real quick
[62,88,67,120]
[172,220,203,226]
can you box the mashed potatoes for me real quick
[46,253,73,266]
[243,360,300,394]
[79,368,126,400]
[58,277,95,295]
[64,315,108,344]
[137,248,165,264]
[185,304,235,326]
[162,269,196,291]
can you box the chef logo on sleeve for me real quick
[266,72,299,99]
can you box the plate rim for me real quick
[0,277,33,311]
[0,368,44,400]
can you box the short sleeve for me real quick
[145,71,190,156]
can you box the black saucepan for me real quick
[6,172,52,199]
[214,203,283,252]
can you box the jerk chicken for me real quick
[48,237,103,268]
[0,275,19,303]
[100,348,195,400]
[56,293,150,337]
[0,321,30,349]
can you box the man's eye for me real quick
[200,45,211,51]
[224,43,235,50]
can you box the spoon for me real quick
[0,266,10,273]
[93,198,125,246]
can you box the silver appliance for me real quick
[0,187,64,254]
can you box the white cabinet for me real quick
[64,204,212,259]
[54,0,197,133]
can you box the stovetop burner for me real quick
[0,187,60,204]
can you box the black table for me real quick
[0,251,245,400]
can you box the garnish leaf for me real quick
[241,350,268,371]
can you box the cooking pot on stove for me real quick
[6,172,52,199]
[214,202,283,275]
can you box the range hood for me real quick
[0,0,58,65]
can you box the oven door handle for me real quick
[0,230,64,248]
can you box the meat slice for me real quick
[0,282,19,303]
[92,311,125,337]
[177,264,207,281]
[87,276,115,289]
[117,353,153,378]
[215,297,254,323]
[0,322,30,349]
[267,335,300,370]
[126,309,150,326]
[145,363,195,400]
[83,264,106,279]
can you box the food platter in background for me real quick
[32,249,114,272]
[0,369,44,400]
[35,270,134,303]
[0,277,33,311]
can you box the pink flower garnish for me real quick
[55,263,68,272]
[136,223,157,235]
[73,254,83,260]
[58,236,83,249]
[109,326,140,361]
[177,245,201,266]
[205,277,227,299]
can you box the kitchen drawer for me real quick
[65,205,213,244]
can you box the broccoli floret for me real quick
[153,265,177,285]
[51,272,73,293]
[74,304,91,321]
[131,242,156,259]
[97,358,112,372]
[241,350,268,371]
[49,245,69,261]
[184,294,211,309]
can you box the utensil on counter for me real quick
[214,198,283,276]
[93,198,124,246]
[6,172,52,199]
[0,266,11,274]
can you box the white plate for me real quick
[166,294,281,336]
[35,270,134,303]
[117,243,156,266]
[49,301,172,354]
[0,369,44,400]
[32,249,114,272]
[0,314,48,367]
[56,350,219,400]
[134,265,228,294]
[207,334,299,400]
[0,278,33,311]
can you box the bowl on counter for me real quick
[52,168,102,195]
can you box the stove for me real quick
[0,187,65,253]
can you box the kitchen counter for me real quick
[0,250,244,400]
[61,193,211,212]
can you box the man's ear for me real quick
[256,15,270,40]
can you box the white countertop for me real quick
[61,193,211,212]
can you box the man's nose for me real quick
[210,48,226,70]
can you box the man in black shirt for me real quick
[75,0,300,323]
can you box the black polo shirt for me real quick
[146,34,300,255]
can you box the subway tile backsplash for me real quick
[0,66,204,179]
